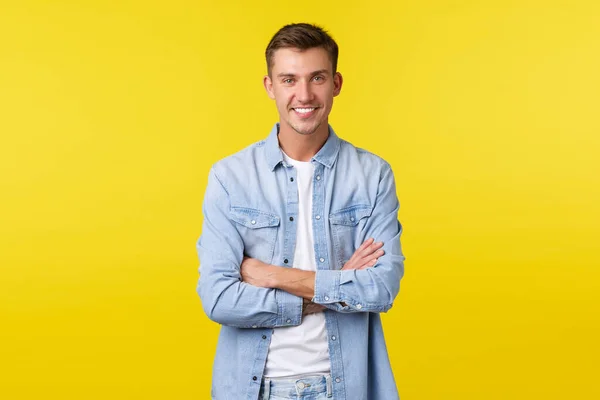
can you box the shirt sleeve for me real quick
[196,166,303,328]
[312,164,405,313]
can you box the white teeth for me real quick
[295,108,315,114]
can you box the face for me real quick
[264,47,343,136]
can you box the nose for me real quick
[295,80,314,103]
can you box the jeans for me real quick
[259,375,333,399]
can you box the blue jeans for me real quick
[259,375,333,399]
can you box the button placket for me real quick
[283,166,298,272]
[313,165,328,272]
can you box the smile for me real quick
[292,107,318,118]
[294,107,316,113]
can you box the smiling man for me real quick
[197,23,405,400]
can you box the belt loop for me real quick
[326,374,333,398]
[263,378,271,399]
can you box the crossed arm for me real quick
[197,165,404,328]
[240,238,385,314]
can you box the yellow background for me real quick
[1,1,599,398]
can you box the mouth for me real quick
[291,106,319,119]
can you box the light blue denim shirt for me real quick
[197,123,405,400]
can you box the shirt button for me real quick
[324,296,330,301]
[252,325,257,328]
[356,304,363,309]
[297,382,305,389]
[286,319,291,324]
[316,175,321,180]
[319,257,325,263]
[315,215,321,220]
[331,335,336,340]
[335,377,341,383]
[284,259,289,264]
[253,376,258,381]
[251,220,256,225]
[262,335,267,339]
[350,217,355,222]
[290,177,294,182]
[289,216,294,221]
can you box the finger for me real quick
[342,262,359,270]
[369,242,384,253]
[370,249,385,259]
[358,257,379,269]
[343,254,361,269]
[356,238,375,254]
[345,239,377,270]
[359,241,383,258]
[356,249,383,267]
[343,263,360,271]
[349,239,377,261]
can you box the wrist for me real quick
[265,264,282,288]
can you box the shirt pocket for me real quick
[229,207,280,263]
[329,204,372,269]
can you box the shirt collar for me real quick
[265,122,341,171]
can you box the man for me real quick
[197,23,405,400]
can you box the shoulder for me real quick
[210,138,268,180]
[337,138,393,176]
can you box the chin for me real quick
[293,126,318,136]
[291,121,324,136]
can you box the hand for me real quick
[342,238,384,270]
[240,257,277,288]
[302,298,325,315]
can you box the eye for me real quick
[283,78,294,84]
[313,76,323,81]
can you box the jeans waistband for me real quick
[260,374,333,399]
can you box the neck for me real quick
[277,123,329,162]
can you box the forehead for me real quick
[271,47,332,75]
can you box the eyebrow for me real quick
[276,69,330,78]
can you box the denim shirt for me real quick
[197,123,405,400]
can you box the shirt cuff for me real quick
[275,289,303,327]
[313,270,342,304]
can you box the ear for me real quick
[263,75,275,100]
[333,72,343,97]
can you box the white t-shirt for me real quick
[263,152,331,378]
